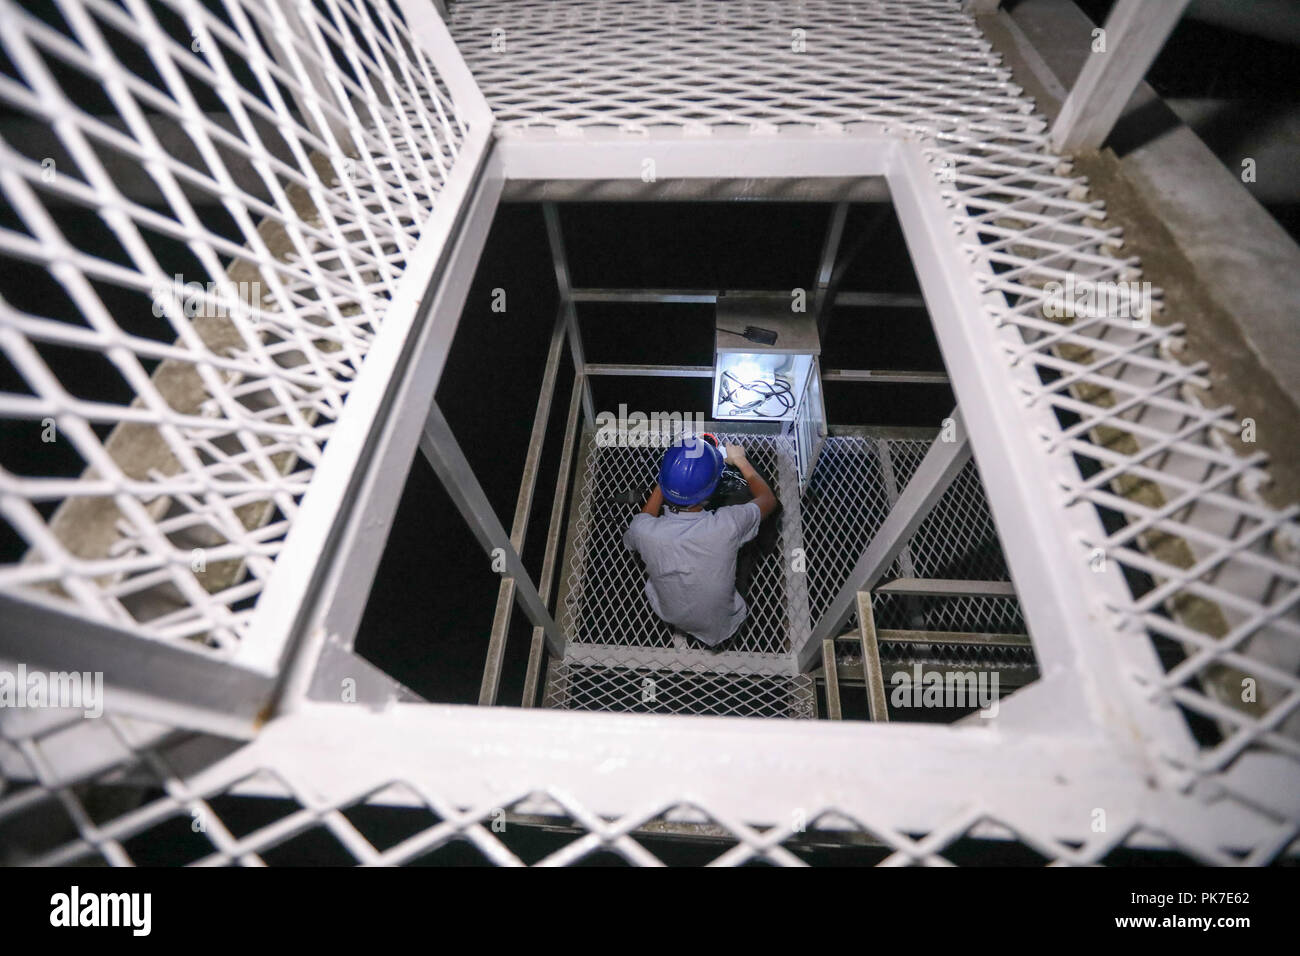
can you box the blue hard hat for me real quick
[658,437,724,506]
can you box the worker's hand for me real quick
[723,443,747,465]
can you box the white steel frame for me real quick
[1,0,1296,865]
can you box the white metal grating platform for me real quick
[546,429,1026,718]
[0,0,481,659]
[545,656,816,720]
[558,430,800,657]
[0,0,1295,866]
[547,428,813,718]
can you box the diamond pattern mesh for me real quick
[545,655,815,719]
[0,0,477,652]
[802,437,1020,634]
[549,429,806,718]
[448,0,1035,135]
[560,431,794,656]
[1,0,1296,867]
[800,437,892,625]
[872,592,1026,634]
[876,640,1037,671]
[887,440,1011,581]
[2,702,1275,866]
[550,430,1027,718]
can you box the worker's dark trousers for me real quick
[708,464,781,601]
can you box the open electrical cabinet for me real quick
[710,292,826,488]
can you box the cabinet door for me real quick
[792,358,827,489]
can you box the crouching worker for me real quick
[623,436,779,648]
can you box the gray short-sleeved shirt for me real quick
[623,502,762,647]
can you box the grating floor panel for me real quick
[559,431,797,656]
[545,656,816,719]
[549,428,807,718]
[549,430,1029,718]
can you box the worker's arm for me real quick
[641,484,664,517]
[724,445,778,520]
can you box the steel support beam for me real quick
[875,629,1032,647]
[584,364,946,383]
[500,176,891,204]
[478,306,569,704]
[226,700,1243,854]
[0,590,274,739]
[876,578,1018,599]
[813,202,848,338]
[419,404,565,656]
[570,289,717,304]
[499,133,897,186]
[821,638,842,719]
[835,292,926,309]
[823,369,948,385]
[562,642,796,676]
[522,373,585,707]
[569,289,925,308]
[856,591,890,722]
[521,630,547,709]
[585,363,712,378]
[1050,0,1191,153]
[542,204,596,424]
[802,411,972,670]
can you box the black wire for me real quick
[715,325,777,345]
[719,369,794,417]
